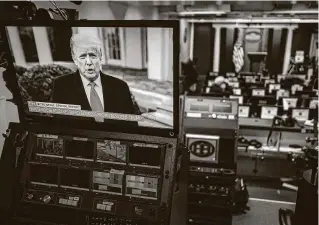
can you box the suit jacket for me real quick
[51,71,138,129]
[52,71,135,114]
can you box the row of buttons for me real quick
[58,198,78,206]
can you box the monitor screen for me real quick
[128,143,162,168]
[60,168,90,190]
[29,164,58,186]
[3,21,179,137]
[92,169,124,195]
[96,140,127,164]
[212,102,233,113]
[65,139,94,161]
[36,135,63,158]
[125,174,159,200]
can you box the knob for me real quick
[43,195,51,204]
[26,193,33,200]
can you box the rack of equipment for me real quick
[182,96,239,225]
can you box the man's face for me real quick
[72,46,102,81]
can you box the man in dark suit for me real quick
[51,33,136,123]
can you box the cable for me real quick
[49,0,67,20]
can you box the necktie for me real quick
[89,82,104,122]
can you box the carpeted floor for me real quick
[233,199,295,225]
[233,185,296,225]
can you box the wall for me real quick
[124,28,144,69]
[266,28,287,74]
[192,24,307,74]
[291,24,316,56]
[193,23,214,75]
[180,19,190,63]
[243,28,263,72]
[147,27,173,82]
[309,33,318,58]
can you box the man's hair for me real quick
[70,33,102,57]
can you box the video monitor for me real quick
[3,20,179,137]
[281,98,298,111]
[233,88,242,95]
[309,99,318,109]
[229,95,243,105]
[238,105,250,118]
[29,164,58,186]
[96,140,127,164]
[125,174,159,200]
[92,169,124,195]
[251,89,266,97]
[276,89,290,100]
[35,134,63,158]
[64,139,94,161]
[60,168,90,190]
[292,109,309,122]
[268,84,281,94]
[261,106,278,120]
[128,143,162,168]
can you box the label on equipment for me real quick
[133,143,159,148]
[37,134,59,139]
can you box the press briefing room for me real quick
[0,1,317,225]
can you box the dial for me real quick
[43,195,51,204]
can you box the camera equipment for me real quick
[182,96,239,225]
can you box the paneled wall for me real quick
[193,24,214,75]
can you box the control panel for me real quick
[10,125,180,225]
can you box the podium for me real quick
[248,52,267,73]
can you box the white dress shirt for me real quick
[80,74,105,110]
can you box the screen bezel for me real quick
[1,20,180,138]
